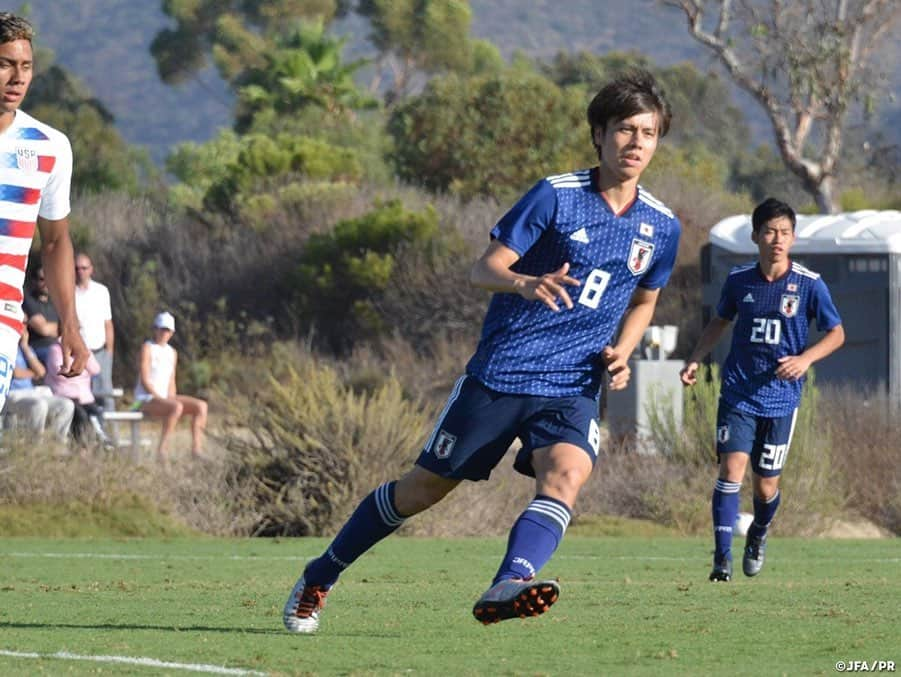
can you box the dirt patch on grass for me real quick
[817,518,894,539]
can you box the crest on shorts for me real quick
[717,425,729,444]
[780,294,800,318]
[627,238,655,275]
[433,430,456,459]
[16,146,38,173]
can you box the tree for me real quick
[388,70,591,200]
[664,0,901,213]
[151,0,345,85]
[28,53,149,194]
[541,51,752,181]
[356,0,478,101]
[234,21,376,132]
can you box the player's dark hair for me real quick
[752,198,796,233]
[0,13,34,44]
[587,68,672,141]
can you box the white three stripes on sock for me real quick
[375,482,404,527]
[527,499,571,532]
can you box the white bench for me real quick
[103,410,146,458]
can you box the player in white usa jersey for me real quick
[681,198,844,581]
[284,69,680,632]
[0,13,89,414]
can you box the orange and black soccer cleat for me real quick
[472,578,560,624]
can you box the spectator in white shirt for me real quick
[134,312,207,465]
[74,253,115,411]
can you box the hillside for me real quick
[20,0,901,166]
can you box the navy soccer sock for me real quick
[303,482,405,588]
[748,489,780,540]
[492,495,571,585]
[712,479,741,561]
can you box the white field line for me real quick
[0,649,266,676]
[2,552,312,561]
[1,551,899,563]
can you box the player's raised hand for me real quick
[601,345,631,391]
[680,361,700,386]
[519,262,580,311]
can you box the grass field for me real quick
[0,536,897,676]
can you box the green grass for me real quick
[0,536,897,676]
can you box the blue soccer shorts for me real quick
[416,375,601,481]
[715,401,799,478]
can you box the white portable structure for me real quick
[702,209,901,400]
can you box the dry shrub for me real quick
[215,338,541,538]
[577,437,712,535]
[216,344,434,536]
[823,385,901,535]
[607,367,847,535]
[0,433,258,536]
[346,333,476,404]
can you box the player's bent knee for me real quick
[534,452,593,505]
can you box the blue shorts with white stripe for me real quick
[416,375,601,481]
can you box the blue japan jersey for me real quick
[717,261,842,416]
[466,168,681,397]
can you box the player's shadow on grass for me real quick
[0,621,282,635]
[0,620,403,638]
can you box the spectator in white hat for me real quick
[133,311,207,465]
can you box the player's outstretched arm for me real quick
[602,287,661,391]
[470,240,580,312]
[680,316,732,386]
[775,324,845,381]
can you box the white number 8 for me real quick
[578,269,611,309]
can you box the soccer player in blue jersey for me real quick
[284,69,681,632]
[680,198,844,582]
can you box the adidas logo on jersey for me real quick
[743,293,755,302]
[569,228,590,244]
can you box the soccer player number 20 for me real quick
[750,317,781,345]
[759,443,788,471]
[577,269,611,309]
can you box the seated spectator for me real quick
[3,328,74,443]
[22,266,60,367]
[44,338,110,447]
[134,312,207,464]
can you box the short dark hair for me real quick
[0,13,34,44]
[587,68,672,139]
[752,197,796,233]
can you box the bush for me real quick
[216,345,434,536]
[292,199,458,351]
[823,385,901,534]
[637,366,845,534]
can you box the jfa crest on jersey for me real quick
[466,168,681,398]
[716,261,842,416]
[628,239,654,275]
[779,294,799,318]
